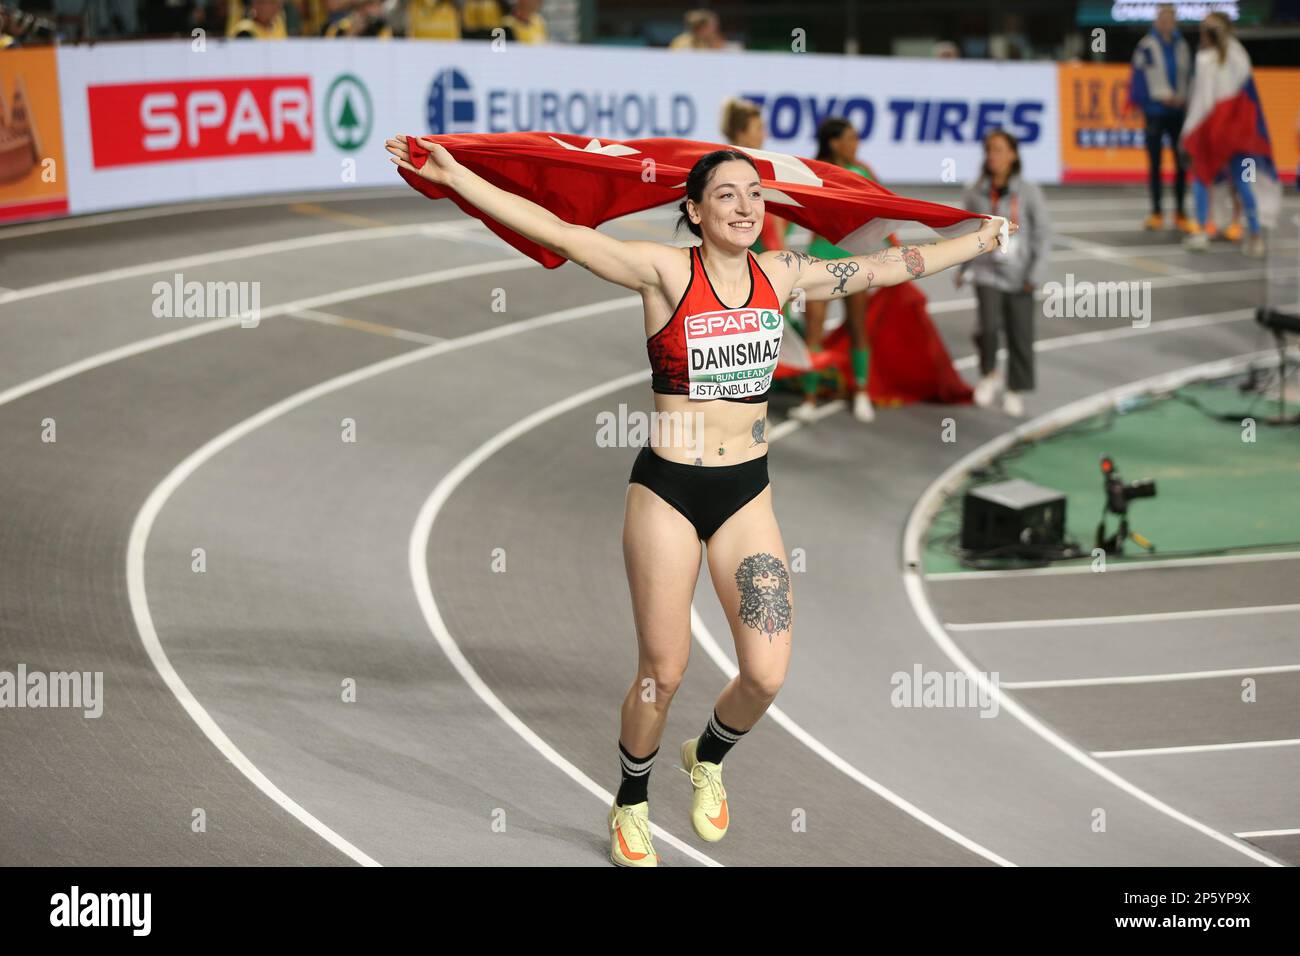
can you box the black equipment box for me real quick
[960,479,1066,553]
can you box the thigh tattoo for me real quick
[734,552,792,642]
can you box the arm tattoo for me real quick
[775,251,821,270]
[864,244,928,279]
[824,260,859,295]
[750,417,767,446]
[734,552,792,642]
[898,245,926,278]
[975,234,987,253]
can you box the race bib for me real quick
[684,307,783,400]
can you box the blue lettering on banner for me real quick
[480,88,694,137]
[1075,128,1145,148]
[742,93,874,141]
[1009,102,1042,142]
[769,95,801,139]
[745,91,1042,145]
[973,101,1006,140]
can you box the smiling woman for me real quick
[385,132,1012,867]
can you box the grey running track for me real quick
[1,187,1296,866]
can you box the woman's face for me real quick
[734,115,764,150]
[985,134,1015,178]
[689,159,764,250]
[832,127,859,163]
[1199,15,1221,46]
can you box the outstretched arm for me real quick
[774,216,1016,301]
[387,135,670,293]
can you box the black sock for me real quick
[615,741,658,806]
[696,709,747,764]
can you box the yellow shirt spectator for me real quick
[502,11,546,44]
[463,0,503,32]
[407,0,461,39]
[230,13,289,37]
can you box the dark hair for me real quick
[815,117,853,163]
[675,149,760,240]
[980,128,1022,181]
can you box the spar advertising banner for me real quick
[1058,61,1300,184]
[58,40,397,214]
[0,47,68,223]
[54,40,1061,216]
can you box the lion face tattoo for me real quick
[734,552,792,642]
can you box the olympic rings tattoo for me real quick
[825,260,859,294]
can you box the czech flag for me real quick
[1179,44,1281,232]
[398,132,989,269]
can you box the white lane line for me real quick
[1050,234,1300,259]
[925,266,1270,316]
[686,609,1012,865]
[1054,219,1164,233]
[1095,739,1300,759]
[947,602,1300,632]
[0,187,409,239]
[901,349,1289,867]
[128,296,642,868]
[1236,827,1300,838]
[0,221,474,305]
[1002,663,1300,690]
[927,548,1300,581]
[0,258,534,409]
[289,308,447,346]
[409,370,721,868]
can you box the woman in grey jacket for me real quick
[956,130,1050,417]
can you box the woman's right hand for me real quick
[386,136,464,187]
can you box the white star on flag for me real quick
[550,135,641,157]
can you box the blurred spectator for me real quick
[324,0,392,36]
[1129,3,1191,232]
[501,0,545,43]
[669,9,722,50]
[1,6,18,46]
[957,129,1049,419]
[407,0,460,39]
[318,0,351,34]
[461,0,502,39]
[720,96,784,253]
[229,0,288,36]
[790,116,882,424]
[72,0,139,36]
[932,40,959,59]
[1180,12,1270,257]
[141,0,203,36]
[300,0,330,34]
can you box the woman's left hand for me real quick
[977,216,1019,252]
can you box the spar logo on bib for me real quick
[684,308,783,400]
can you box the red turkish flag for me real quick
[399,132,989,268]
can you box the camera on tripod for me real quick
[1096,455,1157,555]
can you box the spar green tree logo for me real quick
[325,74,373,152]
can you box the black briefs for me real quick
[628,444,770,541]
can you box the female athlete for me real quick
[387,134,1014,866]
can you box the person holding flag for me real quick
[1179,11,1277,257]
[387,131,1013,867]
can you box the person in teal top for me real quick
[789,117,880,424]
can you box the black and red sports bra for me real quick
[646,245,784,403]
